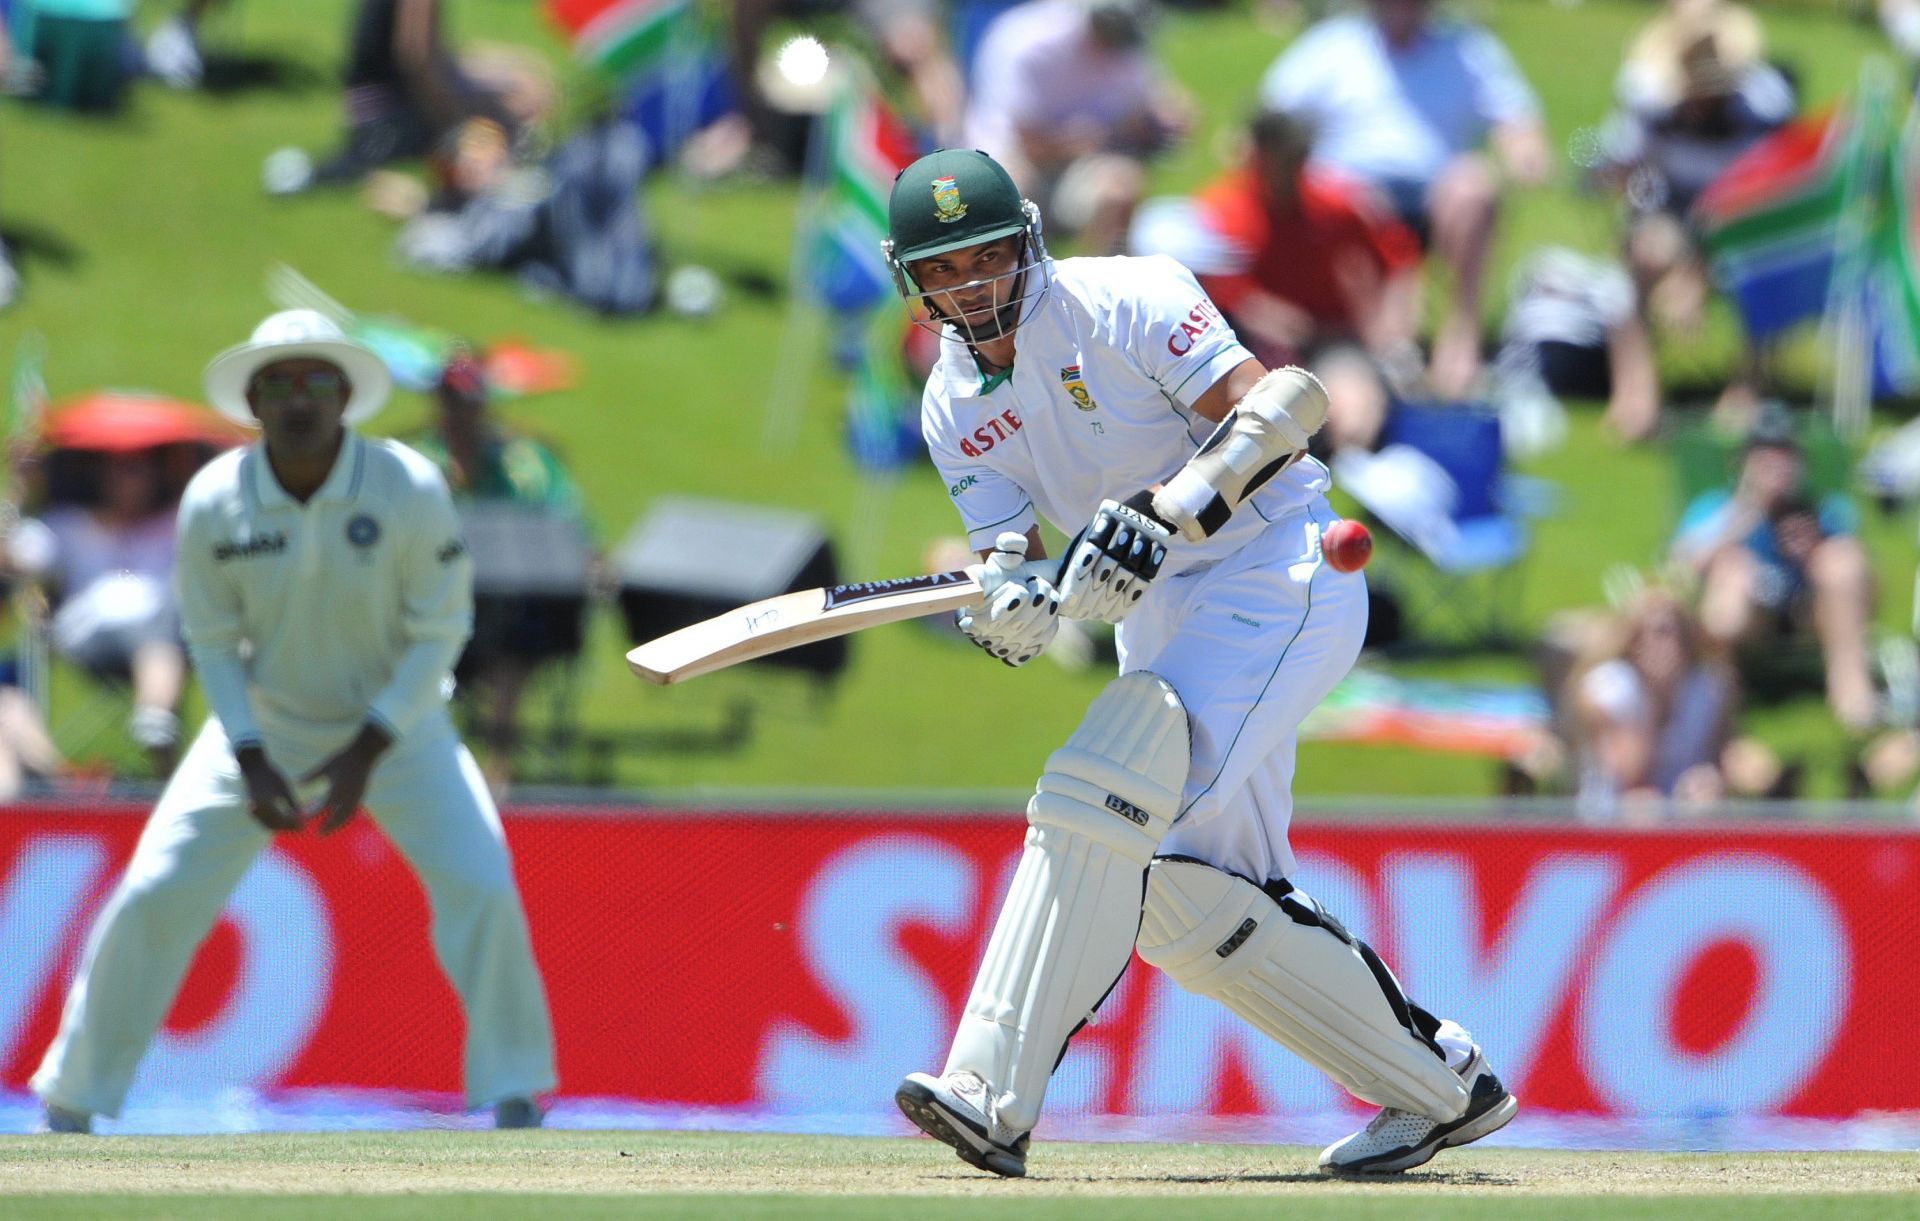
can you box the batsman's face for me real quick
[908,236,1022,339]
[247,358,351,457]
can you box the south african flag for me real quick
[546,0,693,84]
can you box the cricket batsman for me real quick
[32,310,555,1132]
[885,149,1517,1175]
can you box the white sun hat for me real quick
[203,309,392,427]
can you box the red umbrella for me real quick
[42,391,246,453]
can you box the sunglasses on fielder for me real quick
[250,368,348,405]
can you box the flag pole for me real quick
[761,70,839,454]
[1824,59,1894,441]
[7,332,51,717]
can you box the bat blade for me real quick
[626,569,984,686]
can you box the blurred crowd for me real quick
[1,0,1919,813]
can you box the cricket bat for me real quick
[626,569,985,686]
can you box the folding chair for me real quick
[1335,401,1547,649]
[455,503,595,784]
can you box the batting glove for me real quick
[1054,492,1172,624]
[959,532,1060,667]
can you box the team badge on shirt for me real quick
[1059,364,1098,412]
[931,175,967,223]
[346,514,381,549]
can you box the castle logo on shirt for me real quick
[345,514,381,549]
[931,175,968,223]
[1058,364,1098,412]
[1166,296,1225,355]
[957,407,1022,458]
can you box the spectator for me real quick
[1596,0,1792,339]
[1491,247,1660,446]
[1672,404,1877,732]
[0,665,63,797]
[1569,587,1736,818]
[16,0,132,112]
[389,116,657,315]
[1192,110,1422,373]
[966,0,1190,254]
[8,449,188,771]
[408,348,594,790]
[0,593,67,798]
[1261,0,1549,397]
[863,0,968,145]
[272,0,520,192]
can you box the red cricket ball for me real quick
[1322,519,1372,573]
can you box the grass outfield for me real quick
[5,1,1910,797]
[4,1132,1920,1217]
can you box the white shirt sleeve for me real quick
[1581,659,1649,730]
[7,517,56,580]
[1115,255,1256,409]
[1589,262,1637,329]
[366,460,473,740]
[1258,24,1334,118]
[923,388,1037,552]
[1461,26,1540,128]
[175,492,263,750]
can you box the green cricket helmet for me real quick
[883,148,1051,342]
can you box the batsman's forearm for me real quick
[1152,366,1328,542]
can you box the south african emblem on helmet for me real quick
[1059,364,1098,411]
[931,175,968,223]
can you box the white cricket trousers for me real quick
[33,713,556,1118]
[1117,498,1367,886]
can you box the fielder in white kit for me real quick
[32,310,555,1133]
[886,149,1517,1176]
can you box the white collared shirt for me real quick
[174,432,473,746]
[963,0,1160,166]
[921,254,1330,572]
[1260,14,1539,186]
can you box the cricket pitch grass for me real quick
[4,1132,1920,1218]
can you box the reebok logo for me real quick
[1104,793,1149,826]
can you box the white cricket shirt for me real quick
[1259,14,1539,187]
[921,254,1331,572]
[174,432,473,748]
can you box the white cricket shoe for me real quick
[1318,1047,1517,1175]
[895,1070,1030,1178]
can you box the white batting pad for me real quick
[1136,858,1470,1121]
[944,671,1190,1133]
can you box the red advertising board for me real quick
[0,806,1910,1127]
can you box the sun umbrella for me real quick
[42,391,246,453]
